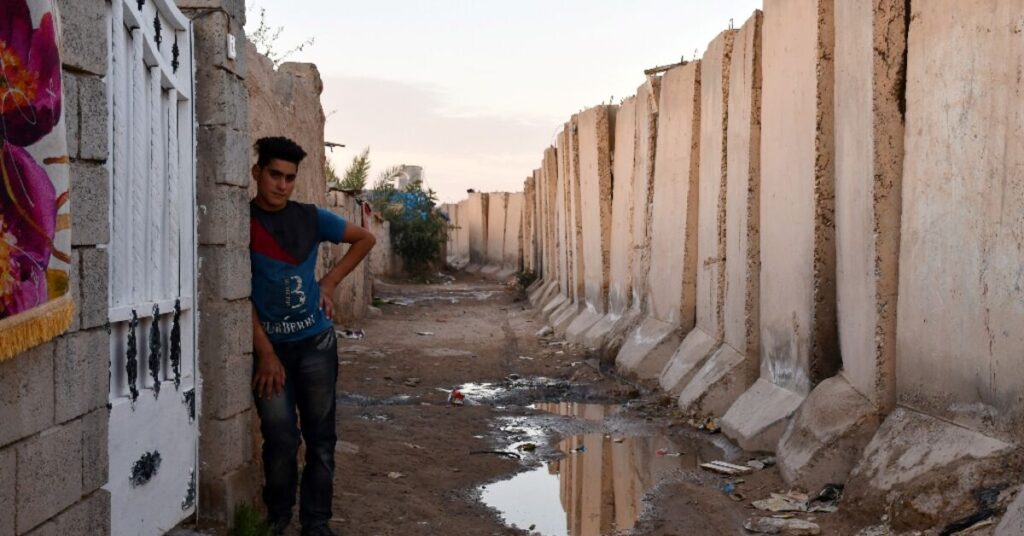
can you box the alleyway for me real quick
[322,273,864,535]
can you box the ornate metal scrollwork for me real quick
[136,0,144,10]
[171,36,180,73]
[129,451,162,487]
[149,304,161,398]
[153,15,162,49]
[126,310,140,405]
[170,299,182,389]
[183,388,195,423]
[181,468,196,510]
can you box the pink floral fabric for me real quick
[0,0,70,323]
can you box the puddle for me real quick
[481,402,706,535]
[377,289,501,306]
[337,393,418,406]
[454,377,593,406]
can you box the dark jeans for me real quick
[254,328,338,529]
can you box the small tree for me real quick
[338,147,371,191]
[248,6,315,67]
[367,171,450,277]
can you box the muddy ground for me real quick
[182,272,876,536]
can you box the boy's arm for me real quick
[251,304,285,398]
[318,224,376,319]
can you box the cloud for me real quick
[321,76,556,202]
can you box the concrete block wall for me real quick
[0,2,115,534]
[503,193,524,273]
[483,193,508,275]
[178,0,261,524]
[324,192,373,324]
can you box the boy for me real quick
[249,137,376,536]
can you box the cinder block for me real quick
[0,448,13,536]
[197,126,252,189]
[199,462,261,524]
[194,67,247,130]
[69,162,109,246]
[67,250,80,333]
[201,353,254,420]
[77,248,108,330]
[56,0,108,76]
[189,10,246,77]
[198,245,251,302]
[50,490,110,536]
[197,186,250,247]
[54,329,107,423]
[0,344,55,448]
[199,410,255,478]
[76,75,109,162]
[15,421,83,533]
[197,300,252,360]
[63,75,79,159]
[80,408,109,492]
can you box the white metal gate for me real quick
[104,0,198,534]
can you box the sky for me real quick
[244,1,763,203]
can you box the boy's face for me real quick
[252,158,298,210]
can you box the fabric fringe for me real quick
[0,294,76,362]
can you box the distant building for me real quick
[396,165,423,189]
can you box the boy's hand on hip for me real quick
[319,282,336,320]
[253,353,286,399]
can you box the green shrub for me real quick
[368,178,450,277]
[230,504,275,536]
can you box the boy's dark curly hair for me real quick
[254,136,307,167]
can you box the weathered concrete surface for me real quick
[628,77,661,316]
[833,0,905,411]
[465,192,489,272]
[566,105,615,343]
[660,30,735,396]
[584,97,636,349]
[721,378,805,453]
[660,328,717,395]
[501,192,524,277]
[617,63,701,380]
[776,376,880,492]
[483,192,508,275]
[893,0,1024,440]
[756,0,838,397]
[681,11,763,416]
[521,178,535,273]
[845,408,1016,530]
[996,487,1024,536]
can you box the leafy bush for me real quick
[515,269,538,291]
[230,504,275,536]
[368,176,450,277]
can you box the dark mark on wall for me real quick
[154,15,162,49]
[149,304,162,398]
[183,388,195,422]
[182,468,196,510]
[129,451,162,487]
[170,299,182,389]
[126,310,140,405]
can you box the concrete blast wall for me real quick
[522,177,536,273]
[616,62,701,379]
[660,30,736,396]
[566,105,616,342]
[678,12,764,416]
[504,192,524,272]
[583,97,638,349]
[485,192,508,271]
[465,193,489,269]
[722,0,836,453]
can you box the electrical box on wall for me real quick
[227,34,237,60]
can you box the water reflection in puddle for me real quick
[481,403,696,535]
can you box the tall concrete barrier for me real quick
[777,0,905,490]
[464,192,489,273]
[616,62,701,380]
[503,192,524,275]
[552,119,588,332]
[566,105,616,342]
[721,0,837,453]
[660,29,736,396]
[522,177,536,274]
[542,133,573,319]
[844,1,1023,528]
[678,11,763,417]
[537,147,565,310]
[482,192,508,275]
[584,96,639,349]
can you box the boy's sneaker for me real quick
[267,517,291,536]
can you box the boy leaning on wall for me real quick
[248,136,376,536]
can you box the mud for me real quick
[181,273,867,535]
